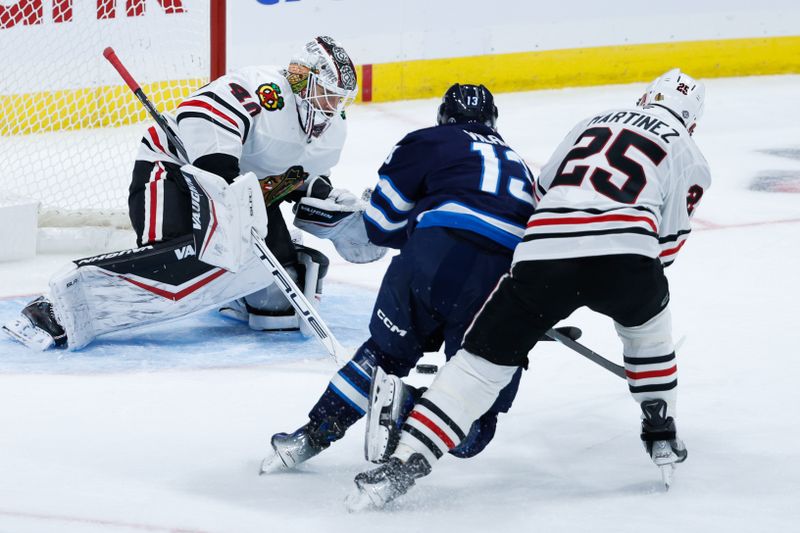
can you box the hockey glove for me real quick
[293,188,387,264]
[260,165,308,206]
[181,164,268,272]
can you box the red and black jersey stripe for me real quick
[140,125,180,160]
[521,205,661,245]
[196,91,252,142]
[522,226,658,242]
[175,91,252,143]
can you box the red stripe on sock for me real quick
[409,410,455,450]
[626,365,677,380]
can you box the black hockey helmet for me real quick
[436,83,498,129]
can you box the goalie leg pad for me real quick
[48,236,273,350]
[243,244,329,333]
[245,268,301,331]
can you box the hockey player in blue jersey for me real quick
[260,83,538,473]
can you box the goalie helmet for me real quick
[637,68,705,134]
[287,36,358,141]
[437,83,498,130]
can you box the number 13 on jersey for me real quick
[472,143,534,205]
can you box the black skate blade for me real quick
[541,326,582,342]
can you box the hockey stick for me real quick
[103,47,347,364]
[544,328,626,379]
[250,228,347,363]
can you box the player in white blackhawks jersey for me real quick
[348,68,710,509]
[3,36,384,351]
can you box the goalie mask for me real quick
[637,68,705,135]
[287,36,358,141]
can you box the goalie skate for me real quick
[364,366,415,463]
[2,297,66,351]
[345,453,431,512]
[218,298,248,323]
[640,399,687,489]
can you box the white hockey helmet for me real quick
[637,68,705,134]
[286,36,358,141]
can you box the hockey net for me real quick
[0,0,224,230]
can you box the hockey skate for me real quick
[364,366,418,463]
[219,296,300,331]
[218,298,248,323]
[345,453,431,512]
[259,425,329,474]
[640,399,688,489]
[2,296,67,350]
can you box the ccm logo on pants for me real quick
[377,309,407,337]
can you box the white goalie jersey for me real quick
[135,65,347,179]
[517,105,711,267]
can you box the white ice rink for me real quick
[1,75,799,532]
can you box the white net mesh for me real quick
[0,0,212,227]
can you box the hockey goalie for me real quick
[3,36,385,351]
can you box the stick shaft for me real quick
[546,328,626,379]
[250,228,347,364]
[103,47,189,162]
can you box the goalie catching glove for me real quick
[293,187,387,264]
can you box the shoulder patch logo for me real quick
[257,82,284,111]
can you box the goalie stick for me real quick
[103,47,347,364]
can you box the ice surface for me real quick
[0,76,799,532]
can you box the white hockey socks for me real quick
[615,306,678,418]
[393,349,519,465]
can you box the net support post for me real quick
[210,0,226,80]
[0,194,39,261]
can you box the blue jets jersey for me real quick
[364,123,535,250]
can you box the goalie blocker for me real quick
[2,166,326,350]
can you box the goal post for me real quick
[0,0,226,234]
